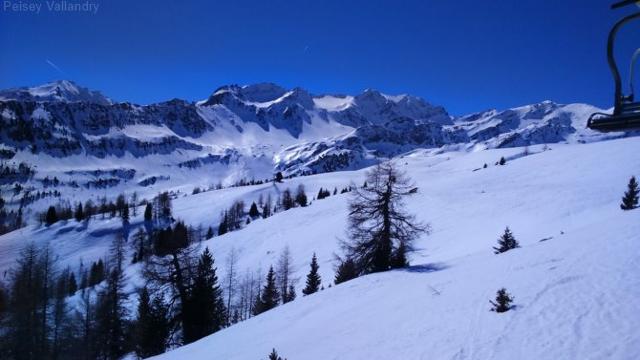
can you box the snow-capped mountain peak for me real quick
[0,80,113,105]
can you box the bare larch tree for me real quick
[342,161,428,274]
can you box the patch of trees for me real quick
[218,200,246,235]
[319,152,351,173]
[316,187,331,200]
[0,148,16,159]
[40,176,61,188]
[0,194,25,236]
[18,189,61,208]
[144,237,226,349]
[38,192,145,227]
[83,177,121,189]
[41,204,74,225]
[0,240,132,359]
[0,162,35,185]
[217,185,315,236]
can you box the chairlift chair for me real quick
[587,0,640,132]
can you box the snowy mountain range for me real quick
[1,79,635,225]
[0,80,627,179]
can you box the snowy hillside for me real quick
[146,136,640,360]
[1,135,638,359]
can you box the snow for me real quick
[312,95,355,111]
[148,137,640,360]
[245,91,295,108]
[2,136,639,359]
[0,80,112,105]
[381,93,408,102]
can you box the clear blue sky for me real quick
[0,0,638,114]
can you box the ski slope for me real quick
[1,137,639,360]
[151,136,640,360]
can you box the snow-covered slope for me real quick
[1,136,638,359]
[146,136,640,360]
[452,101,622,149]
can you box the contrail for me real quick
[46,59,66,76]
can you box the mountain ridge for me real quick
[0,80,630,183]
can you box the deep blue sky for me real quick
[0,0,638,115]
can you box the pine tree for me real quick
[295,184,308,207]
[74,202,84,222]
[89,259,106,287]
[144,203,153,222]
[334,258,358,285]
[218,212,229,235]
[206,226,214,240]
[343,162,427,274]
[275,172,284,183]
[493,227,520,254]
[498,156,506,165]
[46,206,58,225]
[132,228,147,263]
[262,194,272,218]
[253,266,279,315]
[268,348,286,360]
[121,205,130,224]
[302,253,321,296]
[249,202,260,218]
[68,271,78,296]
[620,176,639,210]
[490,288,514,313]
[184,247,226,343]
[317,187,331,200]
[281,189,295,210]
[135,287,169,358]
